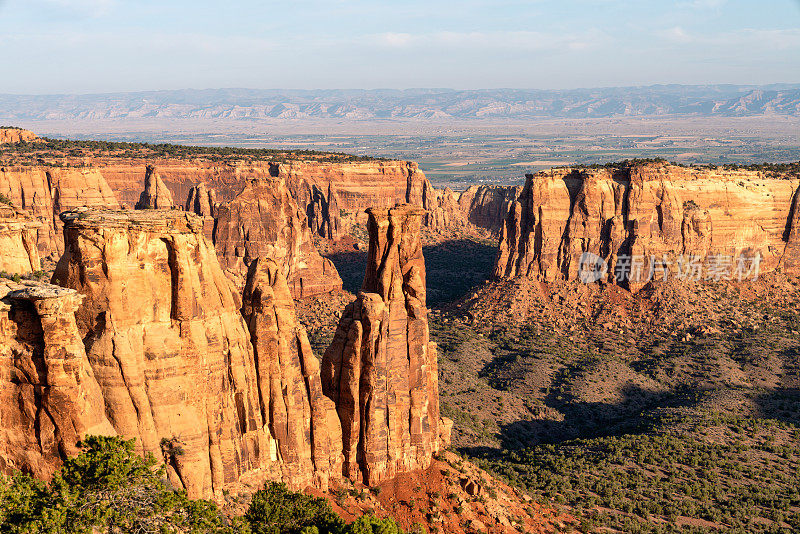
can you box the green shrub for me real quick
[0,435,229,533]
[246,482,343,534]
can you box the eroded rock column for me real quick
[322,205,448,485]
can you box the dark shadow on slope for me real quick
[326,238,497,306]
[460,382,712,458]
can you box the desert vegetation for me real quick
[0,436,403,534]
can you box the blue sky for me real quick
[0,0,798,93]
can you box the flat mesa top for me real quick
[59,207,204,232]
[0,279,76,301]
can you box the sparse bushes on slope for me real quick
[0,436,404,534]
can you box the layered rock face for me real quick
[0,166,119,257]
[185,183,217,217]
[241,258,342,488]
[185,183,217,240]
[214,178,342,298]
[49,208,343,499]
[457,184,523,236]
[135,165,175,209]
[0,280,114,479]
[322,206,448,485]
[495,164,800,288]
[0,206,41,274]
[0,128,37,144]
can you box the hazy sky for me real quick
[1,0,799,93]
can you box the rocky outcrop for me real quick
[0,167,119,257]
[213,177,342,298]
[241,258,342,488]
[496,164,800,289]
[185,183,217,217]
[0,280,115,479]
[0,206,41,274]
[49,208,346,499]
[322,205,448,485]
[53,209,261,499]
[135,165,174,209]
[457,184,522,236]
[185,183,217,240]
[0,128,37,144]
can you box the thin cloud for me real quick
[41,0,114,16]
[369,30,610,52]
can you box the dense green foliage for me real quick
[0,435,229,533]
[0,437,403,534]
[246,484,402,534]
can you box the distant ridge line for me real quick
[2,84,799,120]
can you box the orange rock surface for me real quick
[0,205,41,274]
[0,280,115,479]
[322,205,449,485]
[135,164,175,209]
[213,177,342,298]
[241,257,343,489]
[496,164,800,289]
[48,208,347,499]
[0,128,37,144]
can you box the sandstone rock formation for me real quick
[135,165,174,209]
[0,206,42,274]
[322,205,448,485]
[0,166,120,257]
[495,164,800,289]
[0,280,115,479]
[457,184,522,236]
[47,208,345,499]
[0,128,37,144]
[214,177,342,298]
[53,209,261,498]
[185,183,217,240]
[241,257,342,488]
[185,183,217,217]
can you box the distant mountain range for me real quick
[2,85,799,121]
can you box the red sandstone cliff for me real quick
[0,128,37,144]
[322,206,450,485]
[0,166,119,257]
[496,164,800,289]
[213,177,342,298]
[0,206,42,274]
[48,208,344,499]
[0,280,115,479]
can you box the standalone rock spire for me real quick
[135,164,174,209]
[322,205,449,485]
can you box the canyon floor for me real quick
[303,224,800,533]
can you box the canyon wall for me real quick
[0,206,41,274]
[0,166,119,257]
[0,205,448,499]
[0,155,517,278]
[0,128,37,144]
[495,164,800,289]
[322,205,450,485]
[46,208,343,499]
[213,177,342,298]
[0,280,115,479]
